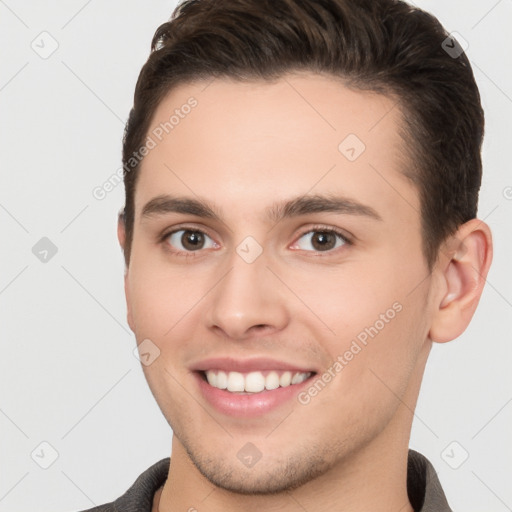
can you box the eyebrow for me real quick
[140,193,382,224]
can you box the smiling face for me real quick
[121,72,440,493]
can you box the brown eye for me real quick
[293,229,348,252]
[165,229,217,252]
[311,232,337,251]
[181,231,204,250]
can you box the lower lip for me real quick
[194,372,315,417]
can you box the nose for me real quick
[205,249,290,341]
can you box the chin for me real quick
[183,440,335,495]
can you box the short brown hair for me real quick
[121,0,484,269]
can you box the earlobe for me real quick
[429,219,493,343]
[117,208,126,252]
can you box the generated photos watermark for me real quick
[92,96,198,201]
[298,301,403,405]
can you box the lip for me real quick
[190,357,317,418]
[190,356,317,374]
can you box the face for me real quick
[123,73,437,493]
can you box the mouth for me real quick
[190,358,318,417]
[198,369,315,394]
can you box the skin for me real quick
[117,72,493,512]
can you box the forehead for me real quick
[135,72,418,225]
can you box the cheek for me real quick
[291,254,429,385]
[278,255,408,339]
[127,258,208,336]
[300,295,427,443]
[327,286,429,413]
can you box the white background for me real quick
[0,1,511,511]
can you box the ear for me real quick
[117,208,126,254]
[429,219,493,343]
[117,210,135,332]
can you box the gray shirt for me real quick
[77,449,452,511]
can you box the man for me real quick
[81,0,493,510]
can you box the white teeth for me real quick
[291,372,308,385]
[206,371,217,387]
[216,370,228,389]
[204,370,311,393]
[279,371,292,387]
[227,372,245,392]
[265,371,280,390]
[245,371,266,392]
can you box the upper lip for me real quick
[190,357,318,374]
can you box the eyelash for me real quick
[159,224,352,258]
[294,225,353,255]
